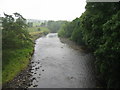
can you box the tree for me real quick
[47,20,66,33]
[2,13,32,49]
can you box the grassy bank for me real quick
[2,26,49,85]
[28,27,50,41]
[2,47,33,84]
[29,31,47,41]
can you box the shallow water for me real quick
[29,33,96,88]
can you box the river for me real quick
[29,33,96,88]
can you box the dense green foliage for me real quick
[58,18,84,45]
[2,13,33,49]
[81,3,120,88]
[58,2,120,88]
[2,13,34,84]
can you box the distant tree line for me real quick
[28,20,66,33]
[58,2,120,88]
[46,20,67,33]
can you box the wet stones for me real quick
[28,83,32,86]
[31,71,34,73]
[34,72,37,74]
[33,85,38,87]
[38,76,41,78]
[29,68,34,71]
[35,67,39,70]
[31,77,36,82]
[31,61,34,64]
[70,76,74,79]
[66,76,75,80]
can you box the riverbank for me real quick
[59,38,89,53]
[2,32,47,88]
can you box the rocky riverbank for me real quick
[59,38,89,53]
[2,55,33,88]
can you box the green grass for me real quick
[2,47,33,84]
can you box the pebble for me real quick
[33,77,36,80]
[31,62,34,63]
[33,85,38,87]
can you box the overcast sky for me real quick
[0,0,86,21]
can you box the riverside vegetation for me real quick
[58,2,120,88]
[2,13,49,84]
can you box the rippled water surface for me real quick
[29,33,96,88]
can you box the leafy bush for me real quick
[2,13,34,84]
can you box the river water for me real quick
[29,33,96,88]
